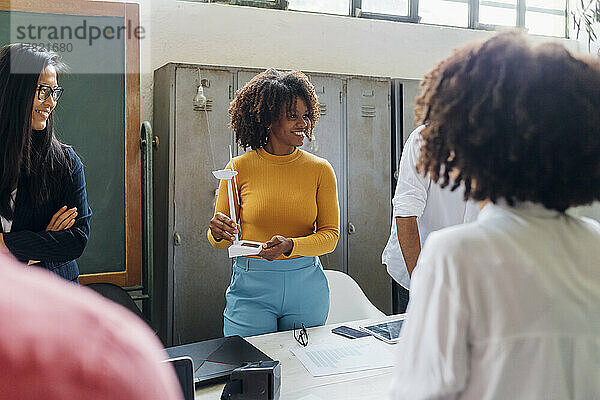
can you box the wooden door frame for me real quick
[0,0,142,287]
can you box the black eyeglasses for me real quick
[37,84,64,102]
[293,323,309,347]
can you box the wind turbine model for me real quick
[212,146,263,258]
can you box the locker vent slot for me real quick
[361,105,376,117]
[319,103,327,115]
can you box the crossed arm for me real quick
[0,156,91,264]
[0,206,79,263]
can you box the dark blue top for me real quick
[3,147,91,281]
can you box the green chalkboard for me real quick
[0,10,126,274]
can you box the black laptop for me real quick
[165,335,273,386]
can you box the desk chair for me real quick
[86,283,155,331]
[324,270,385,324]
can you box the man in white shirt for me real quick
[382,125,478,310]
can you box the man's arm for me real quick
[396,216,421,277]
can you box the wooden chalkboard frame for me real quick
[0,0,142,287]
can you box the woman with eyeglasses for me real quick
[0,44,91,282]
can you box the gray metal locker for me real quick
[303,74,347,272]
[391,78,421,180]
[347,77,392,314]
[153,63,236,345]
[397,79,421,144]
[389,78,421,313]
[233,70,255,157]
[153,63,398,344]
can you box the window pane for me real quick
[361,0,409,16]
[419,0,468,28]
[526,11,566,37]
[287,0,349,15]
[479,0,516,26]
[527,0,565,10]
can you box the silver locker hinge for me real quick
[348,222,356,235]
[173,232,182,246]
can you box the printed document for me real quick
[290,338,395,377]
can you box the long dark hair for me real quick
[0,44,72,219]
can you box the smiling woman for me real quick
[0,44,91,282]
[207,68,340,338]
[31,67,63,129]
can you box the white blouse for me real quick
[0,189,17,233]
[390,201,600,399]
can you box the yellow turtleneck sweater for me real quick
[207,148,339,259]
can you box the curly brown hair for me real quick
[228,68,320,150]
[415,32,600,212]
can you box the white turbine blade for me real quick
[212,169,237,180]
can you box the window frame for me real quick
[352,0,419,23]
[191,0,569,38]
[350,0,568,38]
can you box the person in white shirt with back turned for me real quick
[390,31,600,399]
[382,124,479,311]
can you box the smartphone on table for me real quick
[331,325,371,339]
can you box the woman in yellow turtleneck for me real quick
[208,69,340,338]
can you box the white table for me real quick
[194,315,401,399]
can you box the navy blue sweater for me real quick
[3,147,91,281]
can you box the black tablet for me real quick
[164,356,194,400]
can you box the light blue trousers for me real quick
[223,256,330,338]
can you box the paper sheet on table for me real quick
[297,395,324,400]
[290,338,396,377]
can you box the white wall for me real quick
[137,1,599,220]
[140,0,582,122]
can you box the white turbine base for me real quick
[228,240,264,258]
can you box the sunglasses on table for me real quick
[37,84,64,102]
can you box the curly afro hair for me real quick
[228,68,320,150]
[415,31,600,212]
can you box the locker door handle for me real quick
[348,222,356,235]
[173,232,182,246]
